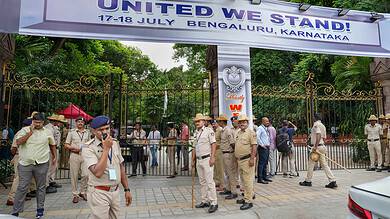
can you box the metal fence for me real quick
[0,72,382,182]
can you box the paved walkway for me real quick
[0,169,388,218]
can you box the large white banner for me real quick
[1,0,390,57]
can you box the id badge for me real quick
[108,168,117,181]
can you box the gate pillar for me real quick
[209,45,253,125]
[371,58,390,114]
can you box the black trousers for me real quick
[257,146,270,181]
[131,146,146,174]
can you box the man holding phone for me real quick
[11,113,57,219]
[82,116,132,219]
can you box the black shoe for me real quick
[299,181,312,187]
[49,182,62,188]
[167,175,176,179]
[325,181,338,189]
[11,213,19,217]
[27,191,37,198]
[208,204,218,213]
[240,202,253,210]
[376,168,382,172]
[283,173,288,178]
[195,202,210,208]
[366,168,375,171]
[257,180,268,184]
[236,199,245,204]
[264,178,273,182]
[382,166,389,170]
[219,190,231,195]
[225,194,238,200]
[46,186,57,193]
[129,174,137,177]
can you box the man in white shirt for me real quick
[299,113,337,188]
[365,115,383,172]
[147,125,160,167]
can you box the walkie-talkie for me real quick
[102,133,108,140]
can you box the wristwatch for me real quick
[124,188,130,192]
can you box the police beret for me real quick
[90,115,110,129]
[76,116,86,122]
[22,118,32,126]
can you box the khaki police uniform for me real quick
[194,126,218,205]
[231,127,240,186]
[213,126,224,187]
[381,122,388,167]
[220,126,237,193]
[235,128,257,204]
[45,123,61,185]
[167,128,177,175]
[365,123,383,168]
[386,123,390,168]
[65,128,91,197]
[82,138,124,219]
[306,121,335,182]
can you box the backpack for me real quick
[276,128,291,153]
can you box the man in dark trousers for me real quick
[256,117,272,184]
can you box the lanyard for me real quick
[108,149,113,165]
[76,130,85,142]
[196,129,204,146]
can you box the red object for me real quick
[348,195,372,219]
[94,185,118,192]
[57,104,94,121]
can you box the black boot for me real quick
[195,202,210,208]
[240,202,253,210]
[299,181,312,187]
[325,181,338,189]
[225,193,238,200]
[208,204,218,213]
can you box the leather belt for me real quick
[367,139,380,142]
[197,154,210,160]
[238,154,251,161]
[222,151,234,154]
[95,185,119,192]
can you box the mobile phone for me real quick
[102,133,108,140]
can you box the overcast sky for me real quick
[120,41,188,70]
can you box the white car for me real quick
[348,176,390,219]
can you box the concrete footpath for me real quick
[0,169,388,218]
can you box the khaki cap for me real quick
[379,114,385,119]
[193,113,206,122]
[216,114,228,121]
[48,114,67,123]
[368,115,378,121]
[237,114,249,122]
[386,114,390,120]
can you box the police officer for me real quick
[235,114,257,210]
[45,114,63,193]
[364,115,383,172]
[299,113,337,188]
[385,114,390,171]
[82,116,132,219]
[217,114,238,200]
[211,119,224,192]
[192,113,218,213]
[379,114,388,169]
[65,117,91,203]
